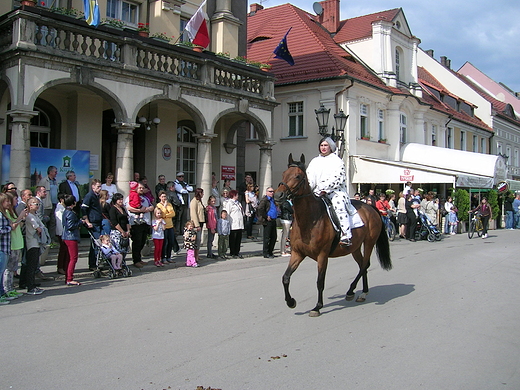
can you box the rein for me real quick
[279,164,313,201]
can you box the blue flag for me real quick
[273,28,294,66]
[83,0,100,27]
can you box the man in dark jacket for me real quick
[257,187,278,258]
[81,179,103,270]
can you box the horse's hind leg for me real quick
[282,254,305,309]
[310,256,329,317]
[345,248,368,301]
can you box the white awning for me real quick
[350,155,495,188]
[401,143,506,186]
[350,156,456,184]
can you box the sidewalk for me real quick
[39,234,268,280]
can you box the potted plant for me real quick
[378,138,387,143]
[233,55,248,64]
[216,51,230,59]
[150,32,172,42]
[361,136,370,140]
[21,0,37,6]
[137,23,150,37]
[454,188,470,232]
[102,18,126,30]
[260,63,272,71]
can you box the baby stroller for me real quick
[415,212,442,242]
[88,230,132,279]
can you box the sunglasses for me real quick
[7,187,17,191]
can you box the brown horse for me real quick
[274,154,392,317]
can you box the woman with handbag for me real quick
[189,188,206,261]
[109,193,131,257]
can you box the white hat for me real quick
[176,172,184,177]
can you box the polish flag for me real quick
[185,0,210,48]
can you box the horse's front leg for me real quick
[310,256,329,317]
[282,254,304,309]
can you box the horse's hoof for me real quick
[287,298,297,309]
[345,294,355,301]
[309,310,320,317]
[355,296,366,302]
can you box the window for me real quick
[378,109,384,140]
[515,150,519,167]
[460,131,466,151]
[506,146,512,166]
[432,125,436,146]
[446,127,453,149]
[180,19,189,43]
[288,102,304,137]
[247,122,258,140]
[360,104,369,138]
[29,108,51,148]
[400,114,407,144]
[395,49,400,81]
[177,125,197,185]
[497,142,502,155]
[481,138,486,154]
[472,135,478,152]
[106,0,139,26]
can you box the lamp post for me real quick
[315,104,348,158]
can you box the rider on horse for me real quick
[306,137,357,246]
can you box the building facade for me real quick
[0,0,276,199]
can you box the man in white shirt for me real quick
[174,172,193,233]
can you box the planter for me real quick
[260,66,271,72]
[192,45,204,53]
[378,140,386,143]
[21,0,37,6]
[152,37,170,43]
[361,137,370,141]
[138,31,149,38]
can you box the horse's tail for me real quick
[375,221,392,271]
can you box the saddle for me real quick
[320,196,342,254]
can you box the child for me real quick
[0,193,14,304]
[99,235,123,271]
[128,181,144,222]
[184,220,198,267]
[449,206,458,235]
[152,208,166,267]
[217,209,230,260]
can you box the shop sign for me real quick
[400,169,414,182]
[221,165,235,180]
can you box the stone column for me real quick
[257,140,276,195]
[195,133,218,203]
[7,110,37,190]
[113,122,138,198]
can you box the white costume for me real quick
[306,142,357,240]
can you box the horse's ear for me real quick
[288,153,294,166]
[300,154,305,165]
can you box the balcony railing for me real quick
[0,6,274,100]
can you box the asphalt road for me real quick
[2,230,520,390]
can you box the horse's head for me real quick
[274,153,308,204]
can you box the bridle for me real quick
[278,164,312,201]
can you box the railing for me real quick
[0,6,274,99]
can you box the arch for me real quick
[214,108,269,144]
[29,78,127,121]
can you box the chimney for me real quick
[318,0,340,33]
[249,3,263,15]
[425,49,434,58]
[440,56,451,69]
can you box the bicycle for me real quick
[468,211,484,239]
[382,215,396,241]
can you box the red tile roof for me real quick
[333,8,401,43]
[418,67,493,132]
[247,3,396,90]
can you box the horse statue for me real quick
[274,154,392,317]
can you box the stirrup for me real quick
[339,236,352,246]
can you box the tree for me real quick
[454,189,470,222]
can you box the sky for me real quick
[249,0,520,94]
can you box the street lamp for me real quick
[314,104,348,157]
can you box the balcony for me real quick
[0,6,274,100]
